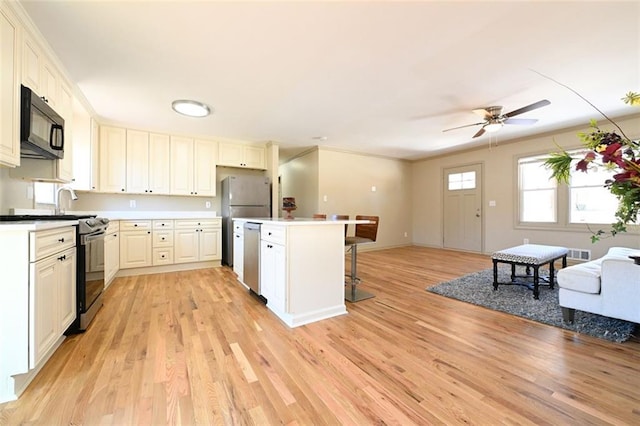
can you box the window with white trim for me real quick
[518,156,556,223]
[518,151,618,226]
[568,158,618,224]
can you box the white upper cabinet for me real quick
[99,126,127,193]
[70,99,98,191]
[125,129,150,194]
[0,3,20,167]
[218,142,265,169]
[170,137,217,196]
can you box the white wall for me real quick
[279,147,413,249]
[411,114,640,259]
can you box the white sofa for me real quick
[557,247,640,323]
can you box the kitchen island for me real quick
[233,217,368,327]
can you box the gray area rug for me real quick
[427,267,636,343]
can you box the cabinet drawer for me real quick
[175,218,221,229]
[119,220,152,231]
[30,226,76,261]
[153,247,174,265]
[233,221,245,234]
[153,220,174,229]
[153,230,174,247]
[106,220,119,234]
[261,225,285,245]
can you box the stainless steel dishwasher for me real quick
[243,222,261,294]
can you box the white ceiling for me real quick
[19,1,640,162]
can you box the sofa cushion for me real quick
[557,262,602,294]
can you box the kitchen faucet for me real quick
[55,186,78,215]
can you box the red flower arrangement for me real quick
[545,91,640,242]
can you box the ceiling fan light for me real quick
[484,122,503,133]
[171,100,211,117]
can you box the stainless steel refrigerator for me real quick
[221,175,271,266]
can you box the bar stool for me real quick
[331,214,349,237]
[344,215,379,302]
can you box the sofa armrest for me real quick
[600,257,640,322]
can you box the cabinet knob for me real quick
[147,231,151,234]
[161,254,165,258]
[121,188,125,191]
[267,244,273,248]
[58,237,65,242]
[134,224,138,227]
[58,254,66,261]
[161,237,165,241]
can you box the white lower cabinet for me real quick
[30,246,75,368]
[232,221,244,282]
[260,225,287,314]
[174,219,221,263]
[119,220,152,269]
[104,221,119,287]
[152,220,174,266]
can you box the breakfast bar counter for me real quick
[233,217,368,327]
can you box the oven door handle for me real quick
[81,231,106,244]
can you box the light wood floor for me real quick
[1,246,639,425]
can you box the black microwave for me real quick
[20,85,65,160]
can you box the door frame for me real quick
[441,162,485,253]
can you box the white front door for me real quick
[443,164,483,252]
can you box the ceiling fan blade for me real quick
[504,99,550,118]
[472,127,486,138]
[504,118,538,125]
[442,121,485,132]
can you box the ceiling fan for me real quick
[443,99,551,138]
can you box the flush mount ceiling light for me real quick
[171,99,211,117]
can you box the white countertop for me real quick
[0,220,78,231]
[11,209,219,220]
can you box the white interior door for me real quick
[443,164,483,252]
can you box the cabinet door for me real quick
[58,81,74,182]
[99,126,127,193]
[126,129,150,194]
[119,231,152,269]
[173,229,199,263]
[148,133,171,194]
[193,139,216,196]
[105,231,119,287]
[169,136,194,195]
[243,146,266,169]
[70,99,96,190]
[22,34,41,92]
[0,7,20,167]
[40,60,58,107]
[270,243,287,313]
[199,227,221,261]
[233,232,244,280]
[58,248,76,332]
[29,255,58,369]
[218,142,243,167]
[260,239,274,300]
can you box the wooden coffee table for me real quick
[491,244,569,299]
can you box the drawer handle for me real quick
[58,254,66,261]
[58,237,65,242]
[267,244,273,248]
